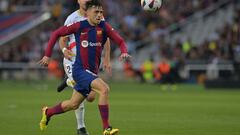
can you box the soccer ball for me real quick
[141,0,162,12]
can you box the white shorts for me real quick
[63,58,74,81]
[63,45,76,80]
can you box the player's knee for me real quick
[106,84,110,92]
[86,91,96,102]
[86,96,95,102]
[100,85,110,96]
[72,104,80,110]
[71,101,80,110]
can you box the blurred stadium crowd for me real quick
[0,0,239,83]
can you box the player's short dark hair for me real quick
[86,0,102,10]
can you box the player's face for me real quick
[78,0,91,10]
[87,6,103,25]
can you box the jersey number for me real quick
[66,65,72,74]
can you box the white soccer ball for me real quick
[141,0,162,12]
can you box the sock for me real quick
[98,104,109,129]
[46,103,64,118]
[75,102,86,129]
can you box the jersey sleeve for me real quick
[44,22,81,57]
[105,22,128,54]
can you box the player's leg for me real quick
[86,90,96,102]
[74,89,97,135]
[40,90,85,131]
[57,58,74,92]
[64,68,92,135]
[75,88,96,135]
[75,89,96,135]
[57,76,68,92]
[59,58,90,134]
[75,102,89,135]
[67,78,91,135]
[61,90,85,111]
[91,78,119,135]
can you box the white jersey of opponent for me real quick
[63,10,87,80]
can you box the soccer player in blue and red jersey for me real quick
[40,0,112,135]
[39,0,131,135]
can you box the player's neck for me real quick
[78,8,86,17]
[87,19,97,26]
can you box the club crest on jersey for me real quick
[97,30,102,35]
[81,40,88,48]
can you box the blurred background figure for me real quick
[156,58,177,90]
[140,58,154,83]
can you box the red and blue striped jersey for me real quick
[45,20,128,74]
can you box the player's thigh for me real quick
[70,90,86,107]
[91,78,110,94]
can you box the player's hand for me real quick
[103,59,112,76]
[38,56,50,66]
[63,49,75,61]
[119,53,131,62]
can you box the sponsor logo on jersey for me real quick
[81,40,102,48]
[89,42,102,47]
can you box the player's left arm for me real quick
[105,22,131,61]
[103,39,112,75]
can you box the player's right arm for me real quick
[38,22,80,66]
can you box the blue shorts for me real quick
[72,69,98,97]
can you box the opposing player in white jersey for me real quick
[58,0,111,135]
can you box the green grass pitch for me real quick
[0,80,240,135]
